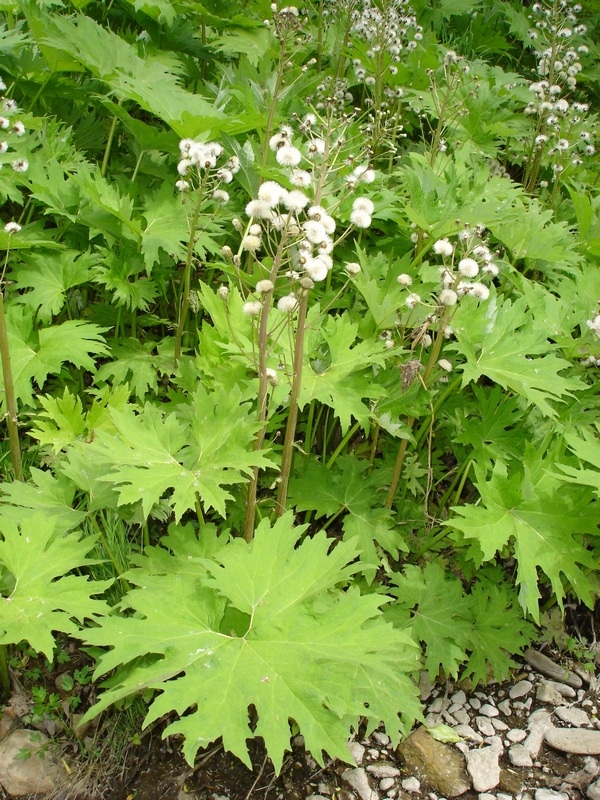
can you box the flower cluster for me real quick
[175,139,239,202]
[0,77,28,175]
[398,225,500,313]
[228,116,376,315]
[521,0,596,187]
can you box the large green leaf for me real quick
[449,293,584,418]
[446,451,599,620]
[0,515,110,659]
[83,514,421,771]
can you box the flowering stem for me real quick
[275,285,309,517]
[0,289,23,481]
[174,188,206,365]
[243,260,281,541]
[385,314,448,509]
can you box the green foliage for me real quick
[83,514,421,771]
[1,0,599,775]
[0,515,110,659]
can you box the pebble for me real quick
[546,681,576,698]
[454,724,483,743]
[555,706,590,727]
[534,790,569,800]
[476,717,497,737]
[479,794,496,800]
[491,719,509,732]
[451,690,467,706]
[348,741,366,765]
[401,777,421,793]
[497,794,513,800]
[536,683,565,706]
[373,732,391,747]
[470,698,482,711]
[509,681,532,699]
[430,698,450,714]
[545,729,600,755]
[509,745,533,768]
[367,764,401,779]
[0,730,61,796]
[480,704,500,718]
[588,780,600,800]
[465,738,503,792]
[380,778,395,791]
[452,708,471,726]
[507,729,528,743]
[499,700,513,715]
[524,710,554,757]
[524,649,582,689]
[342,768,379,800]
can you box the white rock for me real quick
[546,681,576,698]
[492,719,509,732]
[588,780,600,800]
[454,724,483,743]
[510,680,533,699]
[373,732,391,747]
[545,728,600,755]
[497,794,513,800]
[380,778,395,791]
[453,708,471,726]
[524,710,554,757]
[465,739,503,791]
[342,767,379,800]
[480,704,499,718]
[367,764,401,779]
[470,698,482,711]
[443,713,459,727]
[476,717,496,737]
[401,777,421,793]
[430,698,450,714]
[451,690,467,707]
[498,700,512,715]
[0,729,61,797]
[507,729,527,743]
[349,741,366,765]
[536,683,564,705]
[425,713,444,727]
[479,794,496,800]
[509,745,533,767]
[534,790,569,800]
[555,706,591,727]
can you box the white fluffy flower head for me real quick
[433,238,454,257]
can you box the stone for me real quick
[555,706,590,727]
[402,778,421,793]
[342,768,379,800]
[510,681,533,700]
[588,780,600,800]
[524,649,582,689]
[499,700,513,716]
[348,741,366,765]
[499,768,523,795]
[451,691,467,707]
[397,726,470,797]
[380,779,395,791]
[470,698,482,711]
[367,764,401,779]
[545,728,600,755]
[507,729,527,744]
[546,681,577,698]
[534,790,569,800]
[480,704,499,718]
[562,756,600,790]
[524,710,554,757]
[452,708,471,726]
[492,719,509,732]
[509,745,533,768]
[497,793,513,800]
[453,724,483,743]
[373,732,391,747]
[465,739,503,792]
[475,717,496,737]
[536,683,564,706]
[420,672,434,702]
[479,794,496,800]
[0,729,62,797]
[430,698,450,714]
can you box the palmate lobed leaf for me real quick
[446,451,599,622]
[83,514,421,772]
[449,292,584,418]
[0,515,111,660]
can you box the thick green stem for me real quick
[101,103,121,177]
[0,291,23,482]
[275,287,309,517]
